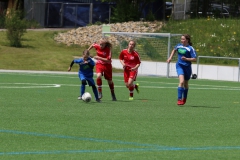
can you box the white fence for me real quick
[112,58,240,82]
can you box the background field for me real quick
[0,72,240,159]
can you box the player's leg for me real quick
[78,74,86,100]
[126,78,134,100]
[123,69,133,100]
[92,85,101,102]
[176,64,185,105]
[86,78,101,102]
[79,80,87,100]
[177,75,185,105]
[182,80,189,104]
[132,71,139,93]
[128,70,139,100]
[182,66,192,104]
[96,64,103,99]
[104,64,117,101]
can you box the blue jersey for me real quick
[174,43,197,66]
[73,57,95,78]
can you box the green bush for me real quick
[4,9,27,47]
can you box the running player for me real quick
[119,40,141,100]
[68,49,101,102]
[167,34,197,105]
[88,38,117,101]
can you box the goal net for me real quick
[102,32,181,77]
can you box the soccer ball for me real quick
[82,92,92,102]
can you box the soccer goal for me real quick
[102,32,181,77]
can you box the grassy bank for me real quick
[161,18,240,65]
[0,18,239,71]
[0,30,122,72]
[0,30,81,71]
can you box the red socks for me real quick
[96,78,102,92]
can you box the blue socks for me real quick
[178,87,184,100]
[178,87,188,100]
[183,88,188,99]
[81,85,86,96]
[92,86,99,100]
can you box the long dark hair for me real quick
[100,37,112,49]
[183,34,192,46]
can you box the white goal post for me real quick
[102,32,181,77]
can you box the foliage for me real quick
[145,10,155,21]
[110,1,140,22]
[0,11,6,28]
[25,19,41,29]
[99,0,157,22]
[4,9,27,47]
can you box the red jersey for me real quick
[119,49,141,68]
[93,43,112,64]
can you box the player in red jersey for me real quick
[119,40,141,100]
[88,38,117,101]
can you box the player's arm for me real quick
[181,48,197,62]
[131,63,140,71]
[167,49,176,63]
[119,59,125,68]
[119,52,126,68]
[68,60,75,71]
[181,56,196,62]
[94,56,111,62]
[87,42,96,51]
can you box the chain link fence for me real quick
[24,0,111,28]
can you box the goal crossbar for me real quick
[103,32,181,37]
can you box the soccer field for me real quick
[0,72,240,159]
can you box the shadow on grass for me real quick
[0,42,35,49]
[191,105,220,108]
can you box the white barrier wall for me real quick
[112,59,239,82]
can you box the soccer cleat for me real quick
[135,83,140,93]
[96,99,101,103]
[129,97,134,100]
[177,99,184,105]
[182,98,187,105]
[78,96,82,100]
[112,93,117,101]
[98,92,102,99]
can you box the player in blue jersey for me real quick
[167,34,197,105]
[68,49,101,102]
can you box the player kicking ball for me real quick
[119,40,141,100]
[68,49,101,102]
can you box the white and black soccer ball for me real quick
[82,92,92,102]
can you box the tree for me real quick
[5,9,27,47]
[99,0,158,22]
